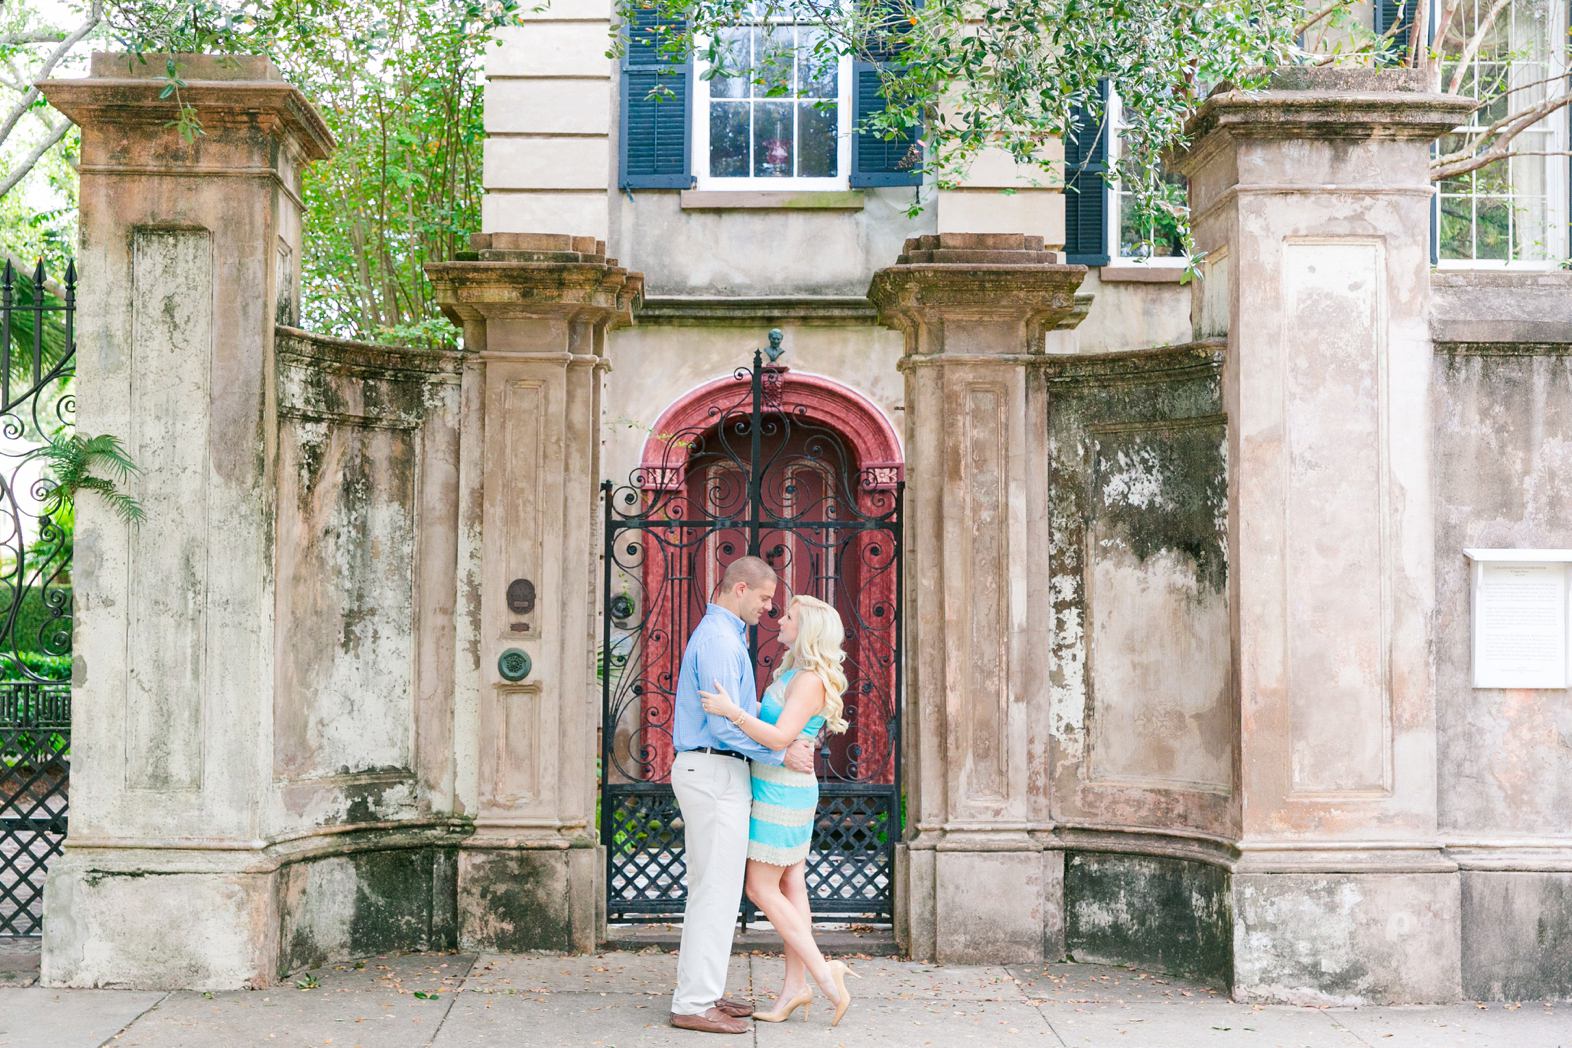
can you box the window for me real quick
[1437,0,1569,264]
[693,8,852,188]
[1106,93,1188,263]
[618,3,920,191]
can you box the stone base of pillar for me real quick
[1460,871,1572,1000]
[456,844,599,953]
[42,836,463,989]
[1232,870,1462,1005]
[1064,852,1232,987]
[904,840,1060,964]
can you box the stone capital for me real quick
[867,234,1087,356]
[426,234,642,332]
[39,52,334,163]
[1178,68,1474,174]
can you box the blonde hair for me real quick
[774,595,849,735]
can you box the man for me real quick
[668,556,817,1034]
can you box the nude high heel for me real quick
[753,987,812,1022]
[827,960,860,1027]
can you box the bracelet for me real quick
[731,711,746,726]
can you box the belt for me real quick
[682,746,749,762]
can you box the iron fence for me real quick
[0,259,75,937]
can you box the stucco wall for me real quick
[602,317,906,493]
[1432,272,1572,1000]
[1434,348,1572,837]
[609,189,936,297]
[1045,342,1235,844]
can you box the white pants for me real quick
[670,751,752,1016]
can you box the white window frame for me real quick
[1435,0,1570,269]
[1105,92,1190,267]
[692,19,854,191]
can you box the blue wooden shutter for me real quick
[1374,1,1415,62]
[1063,83,1109,266]
[851,61,922,187]
[851,3,922,187]
[620,6,692,189]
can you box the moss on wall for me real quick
[1064,851,1233,989]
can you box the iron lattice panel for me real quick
[605,784,895,923]
[0,683,69,936]
[606,788,688,918]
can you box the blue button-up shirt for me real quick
[673,604,784,764]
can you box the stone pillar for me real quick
[868,234,1084,962]
[426,233,640,952]
[1175,70,1473,1004]
[37,55,332,988]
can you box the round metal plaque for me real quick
[506,578,537,614]
[498,648,532,682]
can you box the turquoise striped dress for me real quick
[748,668,825,866]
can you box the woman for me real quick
[699,594,859,1027]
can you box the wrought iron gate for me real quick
[0,260,75,937]
[600,338,902,924]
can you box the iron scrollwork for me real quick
[600,338,903,923]
[0,259,76,937]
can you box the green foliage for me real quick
[618,0,1566,257]
[37,432,145,525]
[105,0,517,346]
[0,650,70,680]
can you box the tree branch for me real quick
[0,116,71,198]
[0,2,102,152]
[1446,0,1512,95]
[1431,90,1572,179]
[0,31,68,46]
[1293,0,1356,38]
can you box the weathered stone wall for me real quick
[267,328,467,974]
[1041,342,1235,987]
[1432,272,1572,999]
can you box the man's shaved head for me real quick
[720,556,776,593]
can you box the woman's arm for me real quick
[699,673,825,752]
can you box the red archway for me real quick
[640,371,902,493]
[633,369,903,783]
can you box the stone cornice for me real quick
[426,259,643,328]
[1178,70,1474,172]
[868,235,1088,350]
[39,53,334,161]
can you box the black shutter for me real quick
[1374,0,1415,62]
[620,6,692,189]
[851,61,922,187]
[1063,83,1109,266]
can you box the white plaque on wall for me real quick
[1465,550,1572,689]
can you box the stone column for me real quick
[37,55,332,988]
[868,234,1084,962]
[426,234,640,952]
[1175,69,1473,1004]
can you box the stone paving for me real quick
[0,949,1563,1048]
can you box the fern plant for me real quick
[36,433,146,525]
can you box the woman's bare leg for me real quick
[779,862,813,998]
[746,860,838,1007]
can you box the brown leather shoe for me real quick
[669,1008,749,1034]
[715,996,754,1017]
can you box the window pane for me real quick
[798,101,836,176]
[798,28,837,98]
[752,26,792,98]
[1439,197,1474,258]
[711,101,750,177]
[1475,198,1512,259]
[753,100,794,176]
[710,30,750,99]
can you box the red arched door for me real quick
[601,361,902,923]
